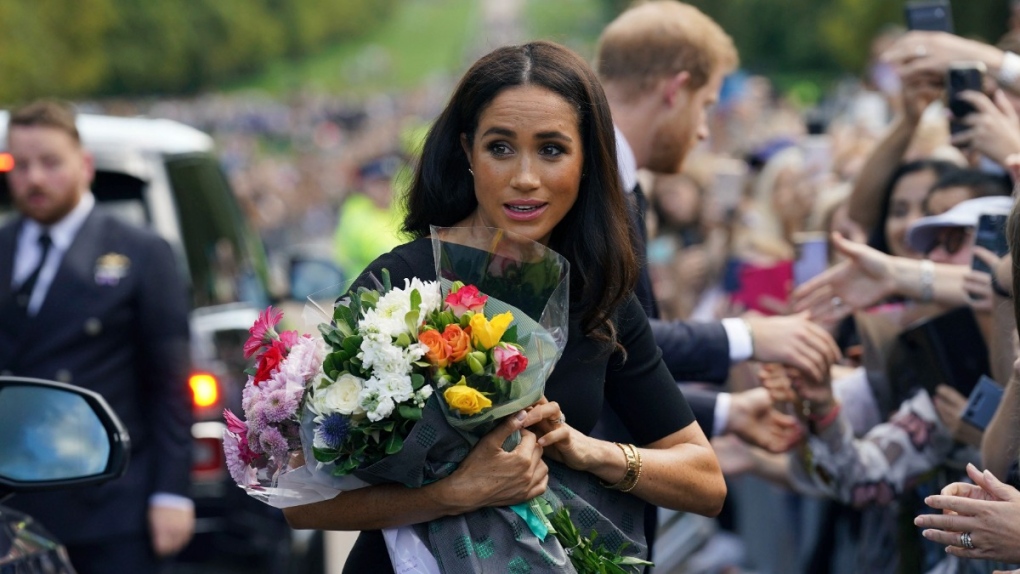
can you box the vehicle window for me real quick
[164,154,271,309]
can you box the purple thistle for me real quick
[316,413,351,450]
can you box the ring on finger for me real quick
[831,296,843,309]
[960,531,975,550]
[914,44,927,58]
[551,414,566,425]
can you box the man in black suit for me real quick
[594,1,841,437]
[0,100,194,574]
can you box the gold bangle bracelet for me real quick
[601,442,642,492]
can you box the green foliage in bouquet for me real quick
[548,506,653,574]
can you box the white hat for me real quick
[906,195,1015,253]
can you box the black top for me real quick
[342,238,694,572]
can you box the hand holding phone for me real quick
[961,374,1004,431]
[947,62,986,138]
[972,213,1009,275]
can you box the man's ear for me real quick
[460,133,472,169]
[81,150,96,186]
[663,71,692,107]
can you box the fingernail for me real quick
[924,496,932,504]
[537,438,546,446]
[515,411,527,421]
[914,517,922,526]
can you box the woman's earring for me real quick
[468,168,474,176]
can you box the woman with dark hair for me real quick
[284,41,725,572]
[866,159,959,257]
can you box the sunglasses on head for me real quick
[925,226,972,255]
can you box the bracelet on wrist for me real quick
[600,442,643,493]
[998,51,1020,88]
[809,402,841,432]
[919,259,935,303]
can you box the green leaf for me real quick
[410,373,425,390]
[502,324,518,343]
[381,268,392,292]
[410,288,422,312]
[398,405,423,421]
[384,431,404,454]
[312,446,339,463]
[405,310,420,334]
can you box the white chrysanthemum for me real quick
[359,279,442,338]
[404,278,442,317]
[359,334,414,375]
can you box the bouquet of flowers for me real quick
[222,226,652,573]
[221,307,329,504]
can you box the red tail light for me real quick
[189,373,219,408]
[0,153,13,172]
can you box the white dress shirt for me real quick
[13,192,95,315]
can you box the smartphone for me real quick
[947,62,986,136]
[972,213,1009,274]
[961,374,1004,431]
[793,232,829,287]
[904,0,953,33]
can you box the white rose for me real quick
[315,373,365,415]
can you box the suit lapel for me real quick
[0,218,23,296]
[32,211,107,327]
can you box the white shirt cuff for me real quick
[149,493,195,511]
[721,318,754,362]
[713,392,731,437]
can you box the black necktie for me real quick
[629,183,660,319]
[16,232,52,311]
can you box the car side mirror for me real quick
[0,376,130,500]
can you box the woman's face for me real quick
[460,85,583,246]
[885,169,936,258]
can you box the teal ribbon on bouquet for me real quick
[510,497,555,541]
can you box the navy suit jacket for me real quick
[0,208,192,544]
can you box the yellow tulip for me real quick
[469,312,513,350]
[443,377,492,415]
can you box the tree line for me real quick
[0,0,396,104]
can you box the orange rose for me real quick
[419,329,451,368]
[442,324,472,363]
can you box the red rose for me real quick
[254,343,286,385]
[445,284,488,316]
[493,344,528,381]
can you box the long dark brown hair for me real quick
[403,41,637,350]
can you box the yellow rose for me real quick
[443,377,493,416]
[468,311,514,350]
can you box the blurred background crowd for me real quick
[4,0,1020,573]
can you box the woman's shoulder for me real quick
[352,237,435,290]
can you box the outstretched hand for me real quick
[724,386,802,453]
[790,233,895,324]
[744,312,841,384]
[915,463,1020,565]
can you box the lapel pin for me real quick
[95,253,130,286]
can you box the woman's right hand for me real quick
[437,411,549,513]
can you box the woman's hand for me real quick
[439,410,549,512]
[521,397,591,470]
[790,233,896,324]
[915,463,1020,565]
[952,90,1020,165]
[883,31,1004,80]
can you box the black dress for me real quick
[342,238,695,573]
